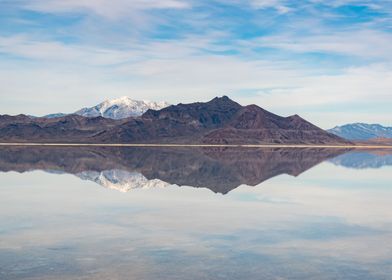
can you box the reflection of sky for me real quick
[1,161,392,279]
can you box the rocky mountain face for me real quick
[202,105,348,144]
[0,114,127,143]
[96,96,244,143]
[0,96,351,145]
[328,123,392,140]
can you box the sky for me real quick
[0,0,391,128]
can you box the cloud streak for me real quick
[17,0,191,19]
[251,29,392,60]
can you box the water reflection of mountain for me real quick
[330,150,392,169]
[0,146,349,194]
[77,170,171,192]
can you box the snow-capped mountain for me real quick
[328,123,392,140]
[75,97,170,119]
[76,169,171,192]
[40,97,170,119]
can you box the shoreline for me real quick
[0,143,391,149]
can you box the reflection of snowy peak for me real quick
[77,170,170,192]
[75,96,170,119]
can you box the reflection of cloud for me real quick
[1,161,392,278]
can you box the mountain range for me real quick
[328,123,392,140]
[42,96,170,119]
[0,96,350,145]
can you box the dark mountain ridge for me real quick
[0,114,127,143]
[0,96,351,145]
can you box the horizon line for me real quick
[0,143,391,149]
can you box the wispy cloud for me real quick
[0,35,134,65]
[251,29,392,60]
[16,0,191,19]
[249,0,291,13]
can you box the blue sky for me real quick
[0,0,391,128]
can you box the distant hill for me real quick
[41,113,68,118]
[328,123,392,140]
[0,96,351,145]
[41,96,170,119]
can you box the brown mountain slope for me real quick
[203,105,350,145]
[0,114,126,143]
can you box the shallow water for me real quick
[0,147,391,280]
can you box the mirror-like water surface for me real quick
[0,147,391,280]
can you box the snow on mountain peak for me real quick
[75,97,170,119]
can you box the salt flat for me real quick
[0,142,392,149]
